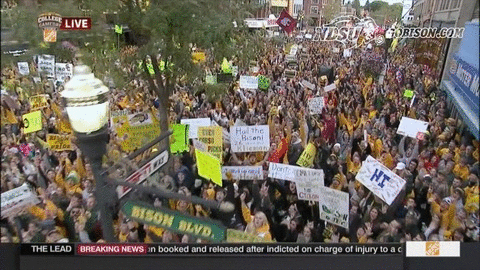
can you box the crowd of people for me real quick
[1,30,479,244]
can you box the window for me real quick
[311,6,319,14]
[312,0,319,4]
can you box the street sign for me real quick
[117,150,168,198]
[122,200,226,242]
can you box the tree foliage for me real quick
[323,0,342,23]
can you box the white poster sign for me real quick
[332,48,340,53]
[396,117,429,139]
[1,184,40,218]
[324,83,337,93]
[55,63,73,82]
[296,169,325,201]
[230,125,270,152]
[355,156,406,205]
[181,118,212,139]
[222,166,263,180]
[268,163,324,184]
[37,54,55,78]
[239,76,259,89]
[308,97,324,115]
[17,62,30,76]
[117,150,169,198]
[343,49,352,58]
[301,80,316,90]
[128,112,154,126]
[318,186,349,229]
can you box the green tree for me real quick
[364,0,371,11]
[352,0,361,16]
[323,0,342,23]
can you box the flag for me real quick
[221,58,231,74]
[276,10,296,34]
[396,70,403,84]
[115,25,123,34]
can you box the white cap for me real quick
[395,162,406,170]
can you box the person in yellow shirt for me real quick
[453,157,470,182]
[240,193,272,241]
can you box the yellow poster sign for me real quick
[111,112,161,151]
[22,111,42,134]
[198,126,223,162]
[226,229,273,243]
[296,143,317,167]
[195,149,222,186]
[46,134,73,151]
[29,95,48,111]
[192,52,206,64]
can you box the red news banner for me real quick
[21,244,402,256]
[60,17,92,30]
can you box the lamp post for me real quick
[61,64,116,242]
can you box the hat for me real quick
[334,143,341,149]
[442,197,452,205]
[395,162,406,170]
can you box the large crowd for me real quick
[1,31,479,244]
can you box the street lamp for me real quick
[61,63,116,242]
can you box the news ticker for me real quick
[21,243,402,256]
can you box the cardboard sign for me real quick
[355,156,406,205]
[268,163,324,184]
[230,125,270,153]
[239,76,259,89]
[37,54,55,78]
[29,95,48,111]
[222,166,263,180]
[308,97,324,115]
[55,63,73,82]
[324,83,337,93]
[181,118,211,139]
[318,186,349,229]
[46,134,73,151]
[170,124,189,154]
[295,169,325,201]
[195,149,222,186]
[396,117,429,139]
[22,111,42,134]
[122,201,226,242]
[1,184,40,218]
[198,126,223,161]
[118,150,169,198]
[296,143,317,167]
[112,112,161,151]
[17,62,30,76]
[226,229,272,243]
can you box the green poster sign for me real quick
[115,25,123,34]
[403,89,414,98]
[170,124,189,154]
[257,75,271,91]
[206,75,217,85]
[122,201,226,242]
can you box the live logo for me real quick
[60,17,91,30]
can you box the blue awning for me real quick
[441,80,480,140]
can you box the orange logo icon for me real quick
[426,241,440,256]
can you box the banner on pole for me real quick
[122,200,226,242]
[296,143,317,167]
[355,156,406,205]
[230,125,270,152]
[195,149,222,186]
[46,134,73,151]
[22,111,43,134]
[181,118,211,139]
[396,117,429,139]
[170,124,189,154]
[318,186,349,229]
[308,97,324,115]
[198,126,223,161]
[222,166,263,180]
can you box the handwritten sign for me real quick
[22,111,42,134]
[268,163,324,183]
[318,186,349,229]
[230,125,270,152]
[29,95,48,111]
[37,54,55,78]
[46,134,73,151]
[170,124,189,154]
[296,143,317,167]
[397,117,429,139]
[55,63,73,82]
[1,184,40,218]
[324,83,337,93]
[222,166,263,180]
[196,149,222,186]
[198,126,223,161]
[181,118,211,139]
[239,76,258,89]
[308,97,324,115]
[296,169,325,201]
[356,156,406,205]
[17,62,30,76]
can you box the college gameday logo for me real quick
[38,12,91,42]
